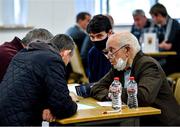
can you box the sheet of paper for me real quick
[97,101,112,106]
[97,101,127,108]
[68,84,80,95]
[142,33,159,53]
[77,103,96,110]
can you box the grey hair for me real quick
[49,34,75,52]
[132,9,145,17]
[21,28,54,46]
[118,32,141,55]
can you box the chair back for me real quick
[70,45,88,83]
[167,73,180,92]
[174,78,180,105]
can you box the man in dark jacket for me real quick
[131,9,154,41]
[66,12,92,73]
[87,14,113,83]
[0,34,77,125]
[150,3,180,75]
[66,12,91,51]
[90,32,180,126]
[0,28,53,82]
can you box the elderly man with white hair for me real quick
[90,32,180,126]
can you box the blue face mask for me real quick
[93,36,108,51]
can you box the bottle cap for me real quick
[114,77,119,80]
[129,76,135,80]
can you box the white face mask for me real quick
[113,58,127,71]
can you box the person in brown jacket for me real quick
[90,32,180,126]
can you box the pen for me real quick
[103,109,121,114]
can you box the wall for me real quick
[0,0,76,43]
[0,0,2,25]
[28,0,75,34]
[0,0,131,44]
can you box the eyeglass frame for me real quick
[103,44,129,58]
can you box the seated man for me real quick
[0,34,77,125]
[0,28,53,82]
[66,12,91,52]
[66,12,92,72]
[87,14,113,83]
[150,3,180,75]
[90,32,180,126]
[131,9,154,41]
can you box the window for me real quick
[75,0,95,16]
[1,0,28,26]
[95,0,156,25]
[158,0,180,20]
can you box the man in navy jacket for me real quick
[0,34,77,125]
[87,14,113,82]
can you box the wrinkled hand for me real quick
[159,41,172,50]
[69,92,79,102]
[42,109,55,122]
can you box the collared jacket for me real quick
[0,42,77,125]
[0,37,23,82]
[90,51,180,126]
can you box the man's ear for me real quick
[108,29,113,37]
[125,46,131,57]
[59,50,71,57]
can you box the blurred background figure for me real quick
[150,3,179,51]
[131,9,154,41]
[66,12,91,51]
[150,3,180,75]
[105,14,114,28]
[66,12,92,77]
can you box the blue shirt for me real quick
[88,46,111,83]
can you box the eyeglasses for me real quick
[103,44,129,58]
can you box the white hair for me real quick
[108,32,141,56]
[120,32,140,53]
[132,9,145,17]
[119,33,141,55]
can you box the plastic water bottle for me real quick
[127,76,138,108]
[42,121,49,127]
[108,77,122,110]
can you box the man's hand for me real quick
[42,109,55,122]
[159,41,172,50]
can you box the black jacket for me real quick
[90,51,180,126]
[0,42,77,125]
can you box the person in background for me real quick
[0,34,77,125]
[131,9,154,41]
[0,28,54,82]
[150,3,180,75]
[105,14,114,27]
[66,12,91,51]
[87,14,113,83]
[90,32,180,126]
[66,12,92,76]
